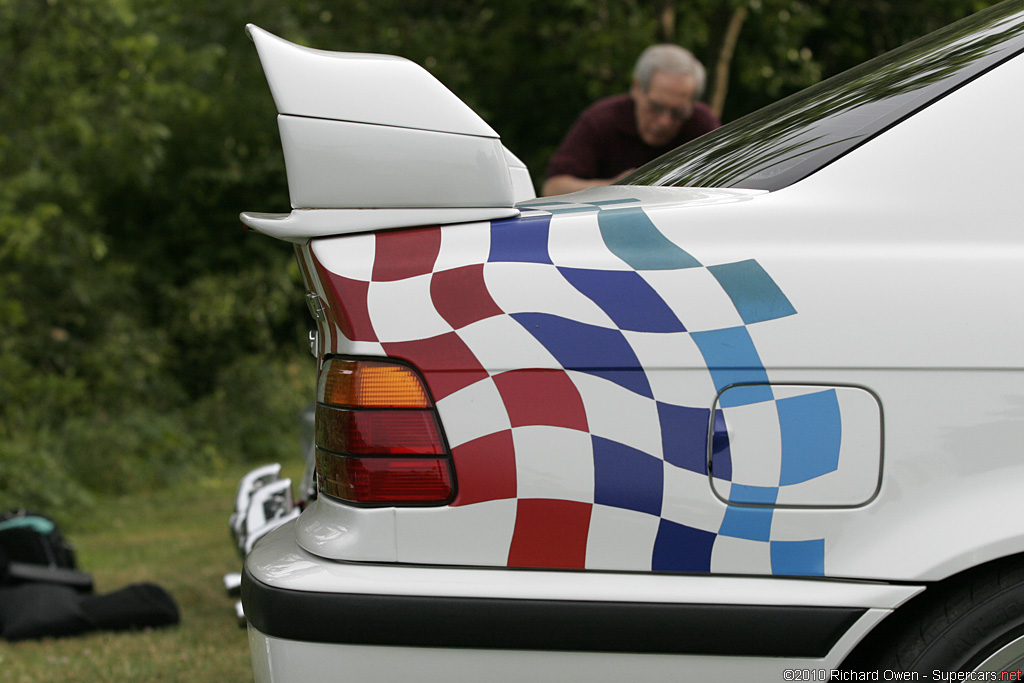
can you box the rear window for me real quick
[623,1,1024,192]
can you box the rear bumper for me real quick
[244,568,861,657]
[243,522,923,682]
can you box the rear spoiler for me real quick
[240,25,532,242]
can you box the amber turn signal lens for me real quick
[318,358,430,408]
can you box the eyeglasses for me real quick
[642,96,692,121]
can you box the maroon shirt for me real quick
[545,94,720,180]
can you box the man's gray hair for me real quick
[633,44,706,97]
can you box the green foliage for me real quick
[0,0,1003,513]
[0,0,309,511]
[189,354,315,465]
[60,409,203,494]
[0,435,95,522]
[165,260,305,396]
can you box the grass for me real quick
[0,463,292,683]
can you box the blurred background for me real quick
[0,0,998,528]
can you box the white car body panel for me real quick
[252,522,921,606]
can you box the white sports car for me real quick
[238,2,1024,680]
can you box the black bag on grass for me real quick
[0,582,180,642]
[0,509,180,641]
[0,510,77,569]
[0,510,93,592]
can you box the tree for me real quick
[0,0,310,515]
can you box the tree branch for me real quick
[710,4,748,119]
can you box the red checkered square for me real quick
[450,430,517,506]
[372,226,442,282]
[507,498,592,569]
[430,264,503,329]
[315,256,377,342]
[383,332,488,401]
[493,369,588,431]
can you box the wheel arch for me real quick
[839,551,1024,671]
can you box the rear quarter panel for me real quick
[296,53,1024,582]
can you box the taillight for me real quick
[315,358,454,505]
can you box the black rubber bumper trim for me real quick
[242,567,863,657]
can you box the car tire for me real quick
[843,557,1024,673]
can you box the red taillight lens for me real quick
[315,358,454,506]
[316,452,453,504]
[315,405,444,455]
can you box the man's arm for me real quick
[542,175,614,196]
[541,167,635,197]
[543,98,623,197]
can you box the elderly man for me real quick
[542,44,721,196]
